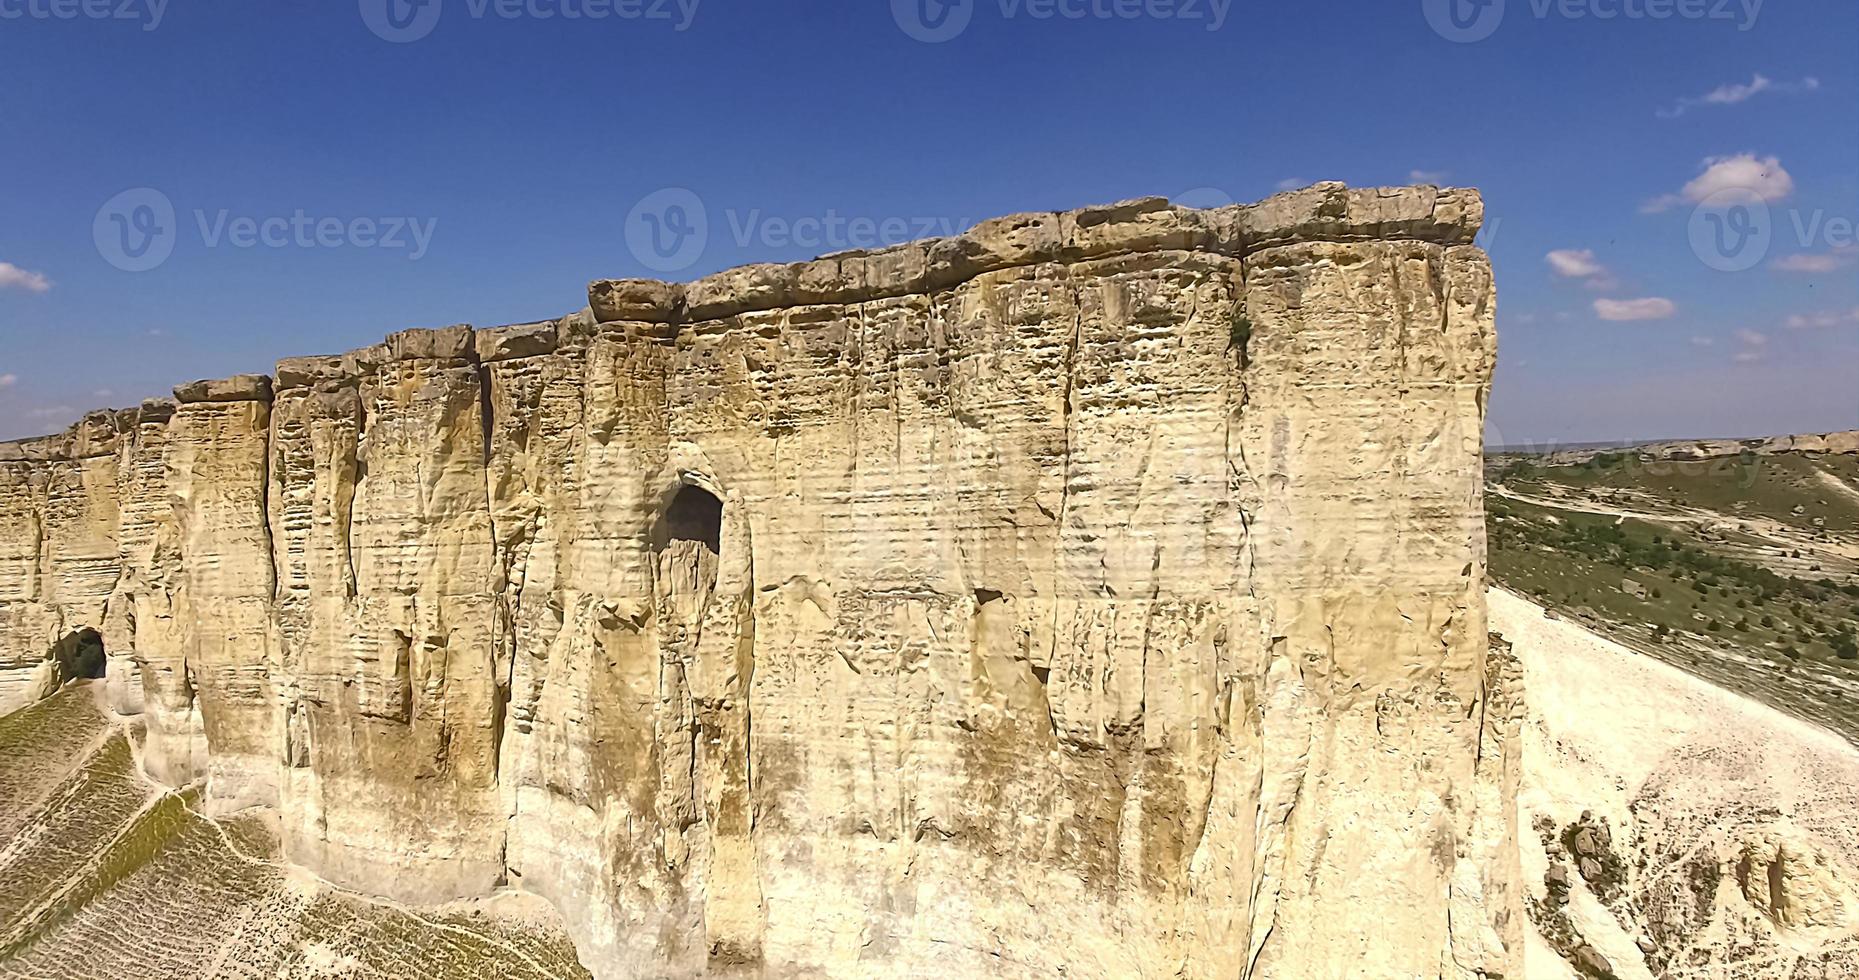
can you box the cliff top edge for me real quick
[5,182,1483,457]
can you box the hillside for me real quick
[0,685,590,979]
[1487,440,1859,742]
[1495,588,1859,979]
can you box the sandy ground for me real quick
[1816,470,1859,508]
[1492,587,1859,978]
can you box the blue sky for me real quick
[0,0,1854,444]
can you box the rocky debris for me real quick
[1528,810,1634,978]
[0,185,1510,980]
[1564,812,1627,901]
[1544,863,1573,904]
[1570,943,1616,979]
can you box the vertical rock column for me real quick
[501,307,749,978]
[270,350,365,781]
[0,415,127,713]
[1236,238,1501,978]
[271,327,506,900]
[167,377,279,810]
[105,398,179,722]
[655,481,759,965]
[0,451,50,712]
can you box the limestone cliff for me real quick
[0,182,1511,979]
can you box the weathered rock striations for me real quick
[0,182,1512,978]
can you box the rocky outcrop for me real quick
[1533,430,1859,467]
[0,182,1511,978]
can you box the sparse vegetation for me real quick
[1486,447,1859,741]
[0,688,590,978]
[1229,308,1254,366]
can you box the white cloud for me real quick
[1275,178,1310,192]
[1706,74,1778,105]
[26,406,75,420]
[1546,249,1607,278]
[0,373,16,388]
[1409,169,1450,185]
[1689,336,1715,347]
[0,262,51,294]
[1546,248,1618,290]
[1786,307,1859,330]
[1659,74,1821,118]
[92,388,114,399]
[1641,154,1794,213]
[1771,246,1857,274]
[1594,297,1677,321]
[1733,351,1765,364]
[1734,328,1769,347]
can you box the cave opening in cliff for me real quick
[52,628,106,682]
[653,484,725,600]
[659,484,724,556]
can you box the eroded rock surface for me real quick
[0,183,1511,979]
[1497,587,1859,979]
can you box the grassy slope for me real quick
[1488,450,1859,742]
[0,686,589,980]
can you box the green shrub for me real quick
[1229,309,1254,364]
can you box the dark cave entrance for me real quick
[657,484,724,556]
[653,484,724,599]
[53,628,106,682]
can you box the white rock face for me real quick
[1494,588,1859,978]
[0,183,1514,979]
